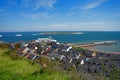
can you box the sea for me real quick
[0,31,120,52]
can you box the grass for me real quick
[0,49,71,80]
[72,46,85,50]
[0,49,39,80]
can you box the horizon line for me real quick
[0,30,120,32]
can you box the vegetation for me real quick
[0,43,11,49]
[0,49,71,80]
[109,67,120,80]
[72,46,85,50]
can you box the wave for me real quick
[16,34,22,37]
[0,35,3,37]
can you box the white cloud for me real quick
[48,22,104,30]
[21,0,57,10]
[47,22,120,31]
[1,22,120,32]
[34,0,56,9]
[71,0,107,10]
[82,0,107,10]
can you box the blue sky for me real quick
[0,0,120,32]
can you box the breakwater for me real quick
[72,41,117,47]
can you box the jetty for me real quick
[73,41,117,47]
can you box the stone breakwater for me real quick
[10,38,120,78]
[71,41,117,47]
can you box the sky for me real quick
[0,0,120,32]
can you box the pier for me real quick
[73,41,117,47]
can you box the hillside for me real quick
[0,43,119,80]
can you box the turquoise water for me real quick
[0,31,120,52]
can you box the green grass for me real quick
[72,46,84,50]
[0,49,39,80]
[0,49,71,80]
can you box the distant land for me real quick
[40,32,84,34]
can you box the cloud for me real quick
[71,0,107,10]
[19,12,60,19]
[47,22,120,31]
[48,22,105,30]
[21,0,57,10]
[34,0,56,9]
[82,0,107,10]
[0,0,57,11]
[1,22,120,32]
[19,12,48,19]
[0,0,58,18]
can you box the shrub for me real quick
[0,43,11,49]
[109,67,120,80]
[2,49,21,60]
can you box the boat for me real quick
[0,35,3,37]
[16,34,22,37]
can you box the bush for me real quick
[0,43,11,49]
[9,54,21,60]
[109,67,120,80]
[2,49,21,60]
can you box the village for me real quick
[8,37,119,78]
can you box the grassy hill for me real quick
[0,49,72,80]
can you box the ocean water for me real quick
[0,31,120,52]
